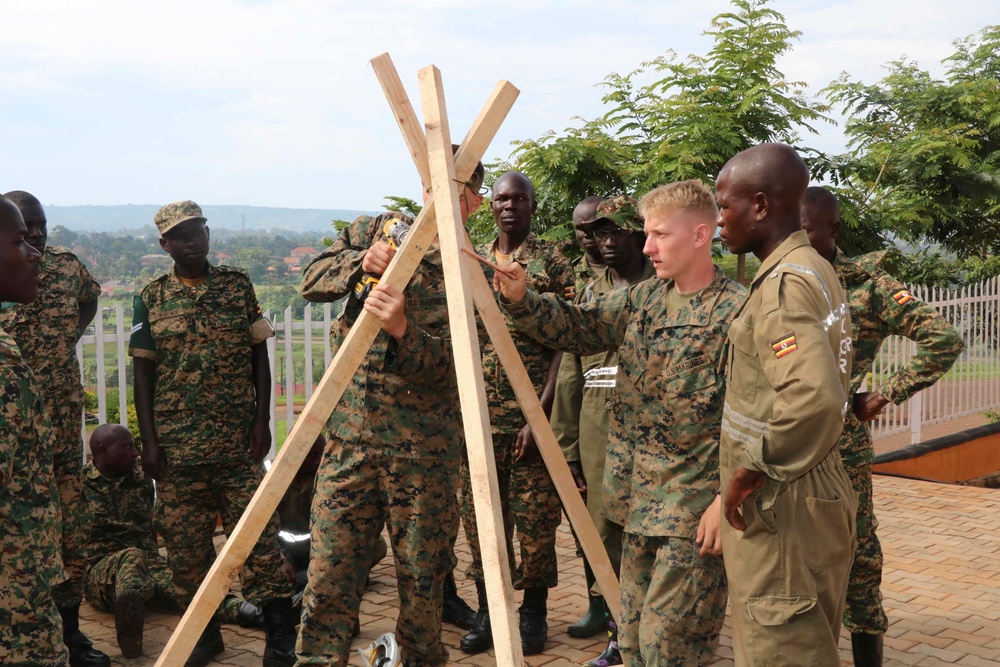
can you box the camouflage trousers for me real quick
[618,534,727,667]
[84,547,260,624]
[295,442,459,667]
[84,547,183,613]
[0,565,68,666]
[843,461,888,634]
[52,399,93,609]
[154,457,293,609]
[459,433,561,589]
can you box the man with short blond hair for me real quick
[494,182,744,666]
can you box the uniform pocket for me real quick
[727,320,759,403]
[799,495,852,568]
[668,551,728,637]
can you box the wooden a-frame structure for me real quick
[154,54,619,667]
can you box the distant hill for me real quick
[45,204,376,234]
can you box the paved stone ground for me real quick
[80,474,1000,666]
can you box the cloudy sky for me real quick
[0,0,993,211]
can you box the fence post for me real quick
[116,304,128,426]
[284,306,295,430]
[95,306,107,425]
[304,303,314,401]
[266,310,277,460]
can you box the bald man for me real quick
[716,144,858,667]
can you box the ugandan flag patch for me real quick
[892,289,914,306]
[771,333,798,359]
[564,285,576,301]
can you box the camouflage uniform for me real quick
[0,328,68,667]
[833,249,963,635]
[297,213,462,667]
[460,234,574,590]
[82,462,181,612]
[0,246,100,609]
[572,255,605,294]
[82,462,253,623]
[503,267,744,666]
[129,264,292,609]
[550,259,656,596]
[720,231,858,667]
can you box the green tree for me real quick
[509,0,830,241]
[821,25,1000,258]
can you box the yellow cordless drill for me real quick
[352,217,411,304]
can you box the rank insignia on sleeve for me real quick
[563,285,576,300]
[892,289,914,305]
[771,333,797,359]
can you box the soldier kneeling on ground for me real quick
[83,424,266,659]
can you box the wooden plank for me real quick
[372,52,432,188]
[152,68,516,666]
[375,53,619,620]
[418,64,524,666]
[464,261,622,621]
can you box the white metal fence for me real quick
[78,279,1000,456]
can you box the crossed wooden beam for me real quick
[154,54,619,667]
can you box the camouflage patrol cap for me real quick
[154,200,207,236]
[582,195,644,232]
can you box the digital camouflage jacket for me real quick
[834,249,964,466]
[504,267,745,537]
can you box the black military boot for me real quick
[519,587,548,656]
[184,618,224,667]
[114,589,146,659]
[60,603,111,667]
[459,582,492,654]
[851,632,883,667]
[442,571,477,630]
[262,598,298,667]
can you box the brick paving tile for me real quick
[78,476,999,666]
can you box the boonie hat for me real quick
[581,195,643,232]
[154,200,206,236]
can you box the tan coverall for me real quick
[720,231,859,667]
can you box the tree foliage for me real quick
[820,25,1000,258]
[509,0,830,240]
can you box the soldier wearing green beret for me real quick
[718,145,858,667]
[801,186,964,667]
[130,200,297,667]
[494,182,743,666]
[0,190,108,667]
[0,195,69,667]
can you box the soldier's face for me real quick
[160,219,210,268]
[573,205,601,257]
[491,176,536,238]
[715,170,759,256]
[98,433,139,478]
[643,209,702,280]
[0,203,43,304]
[16,201,47,254]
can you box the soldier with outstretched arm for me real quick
[493,182,744,666]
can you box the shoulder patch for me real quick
[892,289,915,306]
[563,285,576,301]
[771,332,798,359]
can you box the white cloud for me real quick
[0,0,993,208]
